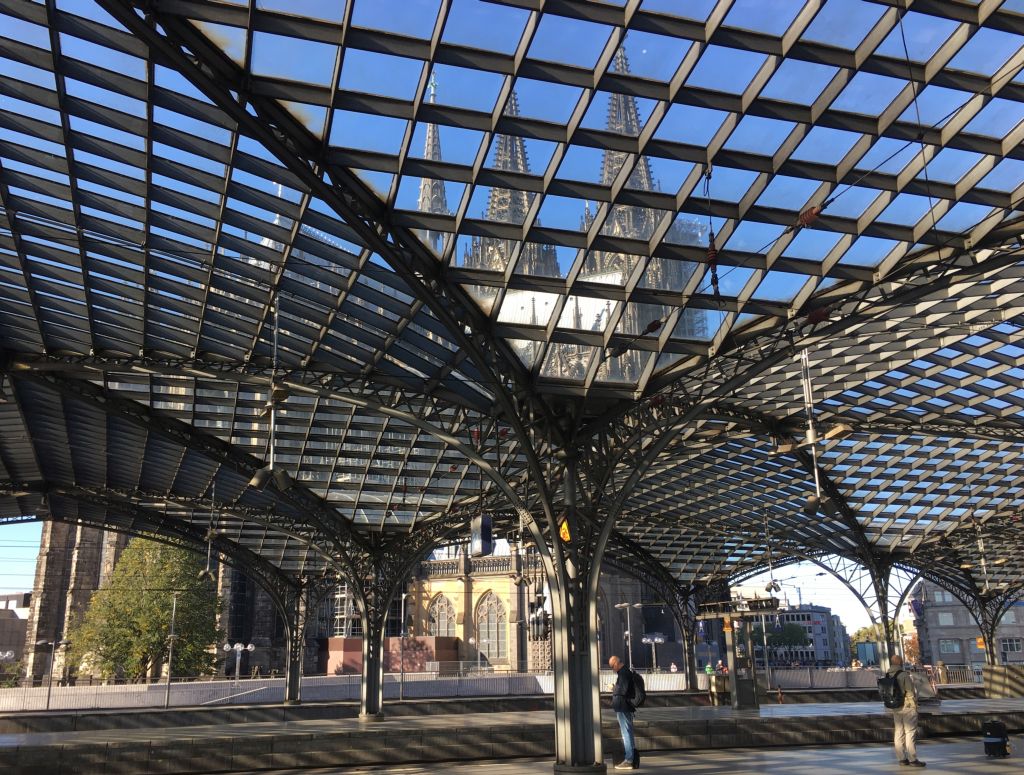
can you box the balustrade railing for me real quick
[470,556,512,574]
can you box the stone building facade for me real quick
[23,523,126,682]
[911,579,1024,669]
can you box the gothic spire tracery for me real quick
[417,73,451,255]
[463,91,558,278]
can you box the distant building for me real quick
[313,542,688,674]
[1,592,31,665]
[910,580,1024,669]
[731,586,850,667]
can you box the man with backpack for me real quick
[880,655,926,767]
[609,655,640,769]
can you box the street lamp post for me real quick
[35,638,69,711]
[164,591,179,709]
[223,642,255,687]
[399,591,408,701]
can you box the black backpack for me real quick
[629,670,647,708]
[878,669,905,709]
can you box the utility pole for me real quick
[164,592,179,709]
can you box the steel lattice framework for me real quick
[2,0,1024,766]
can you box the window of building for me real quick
[937,612,954,626]
[939,639,961,654]
[427,594,456,637]
[1002,609,1017,625]
[934,590,954,603]
[1001,638,1022,653]
[475,591,507,662]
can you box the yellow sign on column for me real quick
[976,637,986,650]
[558,519,571,543]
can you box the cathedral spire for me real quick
[460,91,558,278]
[602,47,654,192]
[417,72,450,254]
[482,92,534,226]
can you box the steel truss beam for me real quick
[730,549,919,661]
[6,350,538,535]
[9,353,488,414]
[14,482,300,602]
[582,235,1024,450]
[0,479,338,570]
[11,369,364,555]
[91,13,561,651]
[96,0,546,442]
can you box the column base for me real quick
[359,711,386,721]
[283,699,301,705]
[553,764,607,774]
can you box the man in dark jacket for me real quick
[886,655,925,767]
[608,655,638,769]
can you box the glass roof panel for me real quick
[427,63,506,112]
[613,32,692,81]
[829,71,907,116]
[758,59,839,105]
[655,104,731,146]
[257,0,346,22]
[685,45,768,94]
[440,0,531,54]
[723,116,796,155]
[799,0,886,49]
[338,49,424,99]
[351,0,442,37]
[874,12,961,62]
[963,98,1024,139]
[722,0,805,36]
[527,15,613,69]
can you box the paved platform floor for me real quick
[257,738,1017,774]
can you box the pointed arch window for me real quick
[428,594,456,637]
[475,591,507,661]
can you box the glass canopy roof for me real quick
[0,0,1023,594]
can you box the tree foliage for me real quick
[752,623,810,648]
[902,633,921,664]
[851,622,893,645]
[67,540,221,682]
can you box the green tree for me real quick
[851,622,892,645]
[0,660,23,688]
[752,623,810,649]
[67,540,221,682]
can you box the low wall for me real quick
[984,665,1024,698]
[0,685,984,735]
[1,700,1020,775]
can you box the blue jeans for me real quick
[616,710,636,763]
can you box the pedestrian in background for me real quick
[886,655,926,767]
[608,655,638,770]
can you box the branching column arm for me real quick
[344,514,468,717]
[35,486,299,604]
[14,369,366,560]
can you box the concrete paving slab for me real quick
[255,738,1022,774]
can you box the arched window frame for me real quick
[475,591,508,661]
[428,594,456,637]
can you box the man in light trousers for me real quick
[887,655,926,767]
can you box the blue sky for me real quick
[0,522,42,595]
